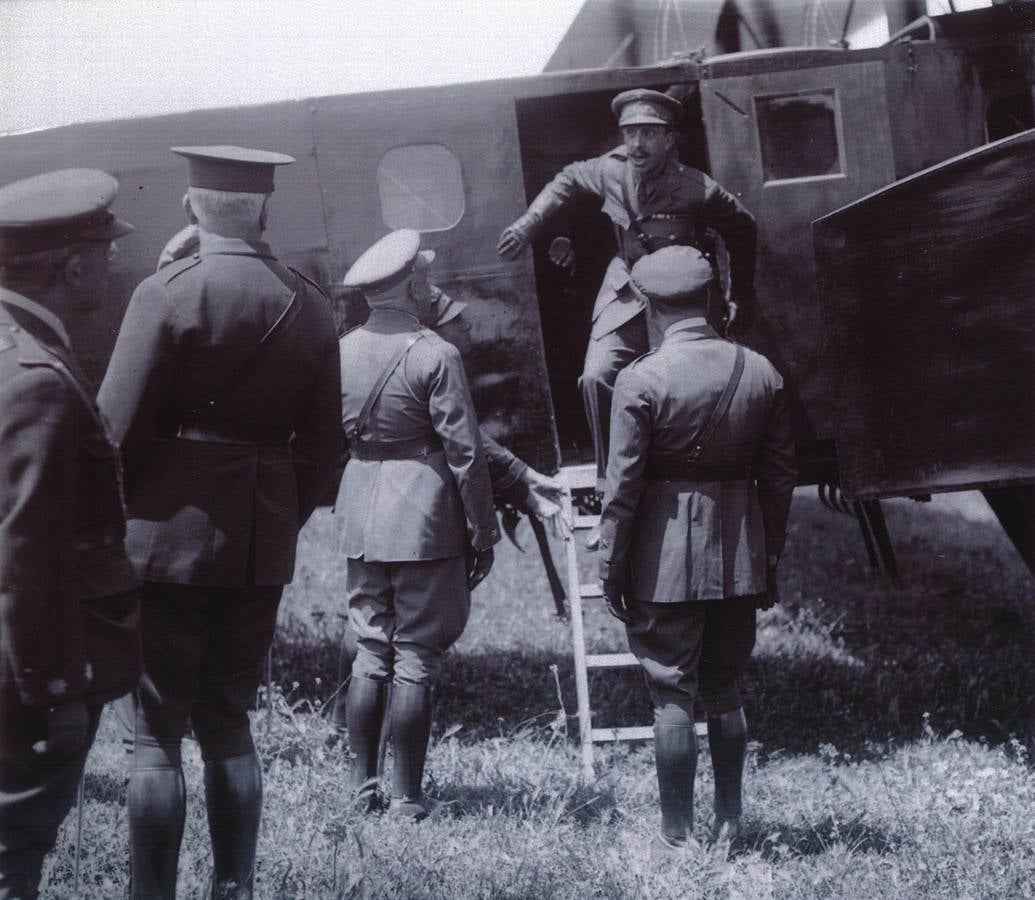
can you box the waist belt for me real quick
[645,460,753,482]
[176,421,291,447]
[351,436,442,461]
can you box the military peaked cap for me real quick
[630,245,713,306]
[0,169,134,256]
[343,229,436,300]
[612,88,683,127]
[172,145,295,193]
[430,288,467,328]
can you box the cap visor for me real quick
[620,115,670,127]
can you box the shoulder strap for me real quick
[685,343,745,469]
[290,267,330,299]
[347,332,426,443]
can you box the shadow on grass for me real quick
[739,813,902,860]
[270,493,1035,760]
[440,780,619,826]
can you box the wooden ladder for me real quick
[558,463,705,782]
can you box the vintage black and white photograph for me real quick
[1,0,1033,896]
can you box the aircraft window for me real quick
[755,90,843,183]
[377,144,465,232]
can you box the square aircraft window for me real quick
[756,90,843,183]
[377,144,465,232]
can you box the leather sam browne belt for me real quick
[350,436,442,461]
[176,421,291,446]
[645,460,753,482]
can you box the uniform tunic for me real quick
[522,147,757,340]
[0,291,140,896]
[336,307,498,684]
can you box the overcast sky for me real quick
[0,0,583,134]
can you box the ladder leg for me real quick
[562,482,595,782]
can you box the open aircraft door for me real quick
[311,85,559,474]
[699,57,897,444]
[813,128,1035,502]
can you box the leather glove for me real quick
[547,236,576,273]
[602,580,634,625]
[757,554,781,611]
[467,546,495,591]
[496,218,534,260]
[44,699,90,757]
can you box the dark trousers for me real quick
[625,596,757,718]
[122,582,283,768]
[0,688,102,900]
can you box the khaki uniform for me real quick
[336,308,498,683]
[522,148,756,483]
[599,316,796,712]
[0,292,140,896]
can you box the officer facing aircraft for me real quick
[99,146,341,899]
[336,229,498,820]
[0,169,141,898]
[498,87,757,504]
[597,246,795,854]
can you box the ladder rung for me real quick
[586,652,638,668]
[579,583,602,598]
[591,722,708,743]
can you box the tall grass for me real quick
[43,491,1035,897]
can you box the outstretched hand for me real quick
[497,222,530,260]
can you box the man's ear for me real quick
[259,195,271,233]
[664,129,676,150]
[61,251,85,288]
[183,193,198,225]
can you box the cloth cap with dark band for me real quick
[0,168,134,257]
[630,245,713,307]
[171,145,295,193]
[611,88,683,127]
[343,229,436,302]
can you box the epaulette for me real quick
[290,267,331,300]
[156,253,203,284]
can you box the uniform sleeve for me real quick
[0,367,88,706]
[753,379,797,558]
[700,174,758,311]
[522,156,608,239]
[97,278,176,491]
[291,317,343,525]
[427,344,500,551]
[598,368,653,586]
[481,428,528,499]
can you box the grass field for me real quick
[44,490,1035,898]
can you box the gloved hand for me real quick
[547,236,576,273]
[497,218,534,260]
[757,554,781,611]
[521,468,572,539]
[44,698,90,757]
[602,580,634,625]
[467,546,495,590]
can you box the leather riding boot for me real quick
[203,752,263,900]
[708,707,748,840]
[653,723,698,846]
[388,683,434,816]
[345,676,387,803]
[128,767,186,900]
[329,627,359,736]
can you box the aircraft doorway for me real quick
[514,83,705,466]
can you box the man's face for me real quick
[621,124,673,174]
[436,314,473,357]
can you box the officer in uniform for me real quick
[497,88,757,499]
[98,147,341,899]
[597,246,795,854]
[336,230,498,820]
[0,170,140,899]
